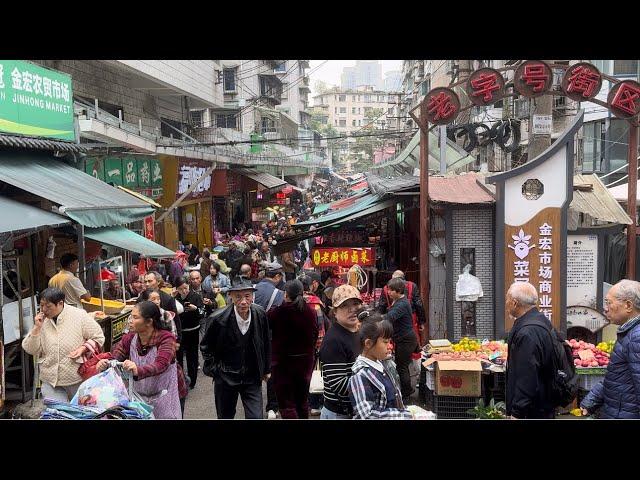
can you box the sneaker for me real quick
[310,408,321,416]
[267,410,277,419]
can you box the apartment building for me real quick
[341,61,384,91]
[312,85,399,133]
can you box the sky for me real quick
[308,60,403,103]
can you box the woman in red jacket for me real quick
[96,301,182,419]
[268,280,319,419]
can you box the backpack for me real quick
[534,325,579,407]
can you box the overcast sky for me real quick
[308,60,403,101]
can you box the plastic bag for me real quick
[455,264,483,301]
[71,367,130,411]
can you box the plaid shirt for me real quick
[348,356,413,420]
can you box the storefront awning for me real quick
[0,151,155,228]
[295,194,381,227]
[234,168,288,193]
[0,195,71,234]
[84,226,175,258]
[116,185,162,209]
[313,203,331,215]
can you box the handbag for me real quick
[309,358,324,394]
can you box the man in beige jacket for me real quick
[22,287,105,402]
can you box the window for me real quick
[613,60,639,76]
[339,95,346,102]
[608,118,630,173]
[281,83,289,100]
[364,94,371,102]
[223,68,237,92]
[352,119,356,126]
[216,114,237,129]
[352,95,356,101]
[274,61,287,72]
[161,117,185,139]
[583,121,603,173]
[364,107,372,114]
[522,179,544,200]
[352,107,356,114]
[340,107,346,114]
[358,119,361,126]
[335,119,338,126]
[358,107,361,114]
[339,119,346,127]
[190,110,204,127]
[358,95,361,102]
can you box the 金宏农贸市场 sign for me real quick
[311,247,375,267]
[0,60,74,141]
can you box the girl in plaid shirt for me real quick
[348,319,412,420]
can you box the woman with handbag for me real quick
[95,301,182,419]
[267,280,319,419]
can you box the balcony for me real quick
[105,60,223,109]
[299,75,311,93]
[259,74,283,106]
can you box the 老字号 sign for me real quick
[311,247,375,267]
[0,60,74,141]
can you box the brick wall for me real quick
[449,208,494,341]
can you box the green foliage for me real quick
[467,398,507,419]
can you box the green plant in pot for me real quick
[467,398,507,419]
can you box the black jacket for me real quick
[200,303,271,382]
[378,282,426,325]
[506,308,555,419]
[175,289,204,330]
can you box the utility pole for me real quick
[626,123,639,279]
[418,101,430,343]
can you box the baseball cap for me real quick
[332,284,362,308]
[265,262,284,274]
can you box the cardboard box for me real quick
[434,360,483,397]
[427,339,454,354]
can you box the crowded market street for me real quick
[2,59,640,421]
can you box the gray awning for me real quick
[0,133,87,153]
[0,195,71,234]
[234,168,287,192]
[0,151,155,228]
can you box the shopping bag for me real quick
[71,367,130,410]
[215,293,227,308]
[309,359,324,394]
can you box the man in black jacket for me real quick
[379,270,427,344]
[505,281,556,419]
[200,278,272,419]
[175,277,205,389]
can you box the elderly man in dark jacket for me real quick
[505,281,556,419]
[581,279,640,418]
[200,278,272,419]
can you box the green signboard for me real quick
[122,157,138,187]
[85,158,105,182]
[104,157,123,186]
[150,159,163,187]
[137,158,151,187]
[0,60,74,141]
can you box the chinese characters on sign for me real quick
[608,80,640,119]
[514,60,553,98]
[144,215,155,241]
[562,63,603,101]
[466,68,505,106]
[177,160,212,200]
[507,223,555,322]
[0,60,74,140]
[311,248,375,267]
[424,87,460,125]
[567,235,598,308]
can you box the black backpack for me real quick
[535,326,579,407]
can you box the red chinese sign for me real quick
[562,62,602,101]
[144,215,155,240]
[311,248,375,267]
[514,60,553,98]
[466,68,505,106]
[425,87,460,125]
[608,80,640,119]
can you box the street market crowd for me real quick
[17,180,640,420]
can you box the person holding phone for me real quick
[22,287,105,402]
[173,277,204,389]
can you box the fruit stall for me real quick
[567,338,614,402]
[419,338,508,418]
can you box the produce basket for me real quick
[426,389,480,419]
[82,297,125,315]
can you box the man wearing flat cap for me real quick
[200,278,272,419]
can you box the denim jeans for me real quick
[320,406,351,419]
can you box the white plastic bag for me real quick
[71,367,130,411]
[455,264,483,301]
